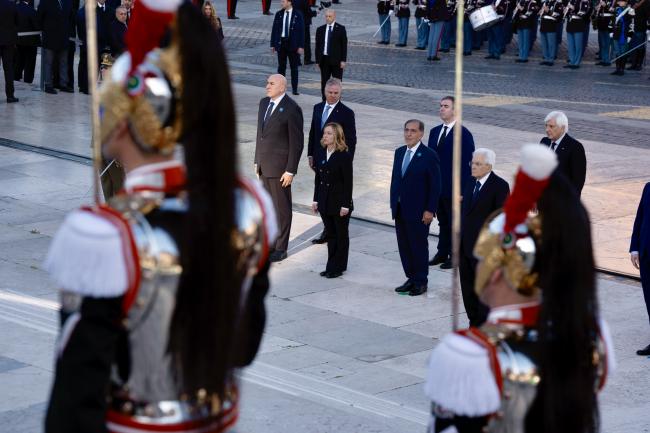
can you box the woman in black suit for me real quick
[312,122,353,278]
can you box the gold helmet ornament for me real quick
[473,144,558,297]
[98,0,184,155]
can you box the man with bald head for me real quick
[315,9,347,99]
[255,74,304,262]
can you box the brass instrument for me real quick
[563,0,575,20]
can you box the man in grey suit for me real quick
[255,74,304,262]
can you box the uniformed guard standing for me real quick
[44,3,278,433]
[485,0,510,59]
[513,0,540,61]
[427,0,452,59]
[565,0,592,68]
[610,0,635,74]
[414,0,430,49]
[396,0,411,46]
[377,0,394,44]
[463,0,479,55]
[440,0,457,52]
[595,0,616,66]
[538,0,565,65]
[424,144,615,433]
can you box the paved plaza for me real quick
[0,0,649,431]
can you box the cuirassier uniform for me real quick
[424,303,614,433]
[44,161,278,433]
[424,144,616,433]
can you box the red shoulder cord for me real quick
[81,205,141,317]
[455,328,504,396]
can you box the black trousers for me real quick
[322,212,350,273]
[227,0,237,16]
[277,40,300,93]
[319,57,343,99]
[459,251,488,327]
[641,255,650,328]
[53,41,75,88]
[304,24,312,63]
[13,45,37,83]
[261,174,292,253]
[436,195,452,258]
[0,45,15,98]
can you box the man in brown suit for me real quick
[255,74,304,262]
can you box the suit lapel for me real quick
[402,145,421,178]
[265,95,287,130]
[468,173,492,213]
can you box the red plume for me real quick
[124,0,181,74]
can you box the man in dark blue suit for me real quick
[270,0,305,95]
[427,96,475,269]
[308,78,357,244]
[631,182,650,356]
[459,148,510,327]
[391,119,441,297]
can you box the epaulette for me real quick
[424,330,501,417]
[44,205,140,301]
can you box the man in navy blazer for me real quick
[459,148,510,327]
[270,0,305,95]
[308,78,357,244]
[631,182,650,356]
[391,120,441,296]
[426,96,475,269]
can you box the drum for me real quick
[469,5,503,31]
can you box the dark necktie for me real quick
[326,25,333,54]
[284,11,290,38]
[551,141,557,152]
[472,180,481,203]
[263,101,275,127]
[58,0,62,9]
[437,125,448,149]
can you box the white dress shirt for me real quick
[437,119,457,144]
[323,22,335,55]
[282,8,293,38]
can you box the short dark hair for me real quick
[404,119,424,132]
[441,95,455,105]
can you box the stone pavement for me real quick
[0,144,648,432]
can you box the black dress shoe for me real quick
[440,48,450,53]
[44,87,57,94]
[395,43,406,47]
[415,46,426,50]
[59,86,74,93]
[292,91,300,95]
[408,284,427,296]
[395,281,413,293]
[440,259,453,270]
[600,62,611,66]
[611,70,624,75]
[636,344,650,356]
[431,56,440,61]
[485,55,496,59]
[312,232,327,244]
[228,15,240,19]
[563,64,573,68]
[319,270,328,277]
[6,97,19,103]
[463,52,471,56]
[428,254,448,266]
[515,59,528,63]
[325,271,343,278]
[269,250,287,262]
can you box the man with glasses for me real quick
[459,148,510,326]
